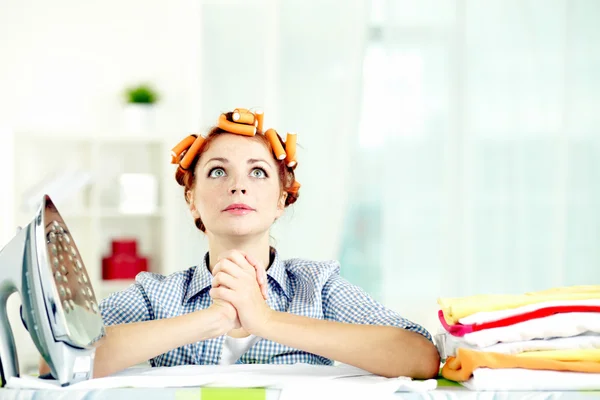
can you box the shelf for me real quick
[12,129,170,306]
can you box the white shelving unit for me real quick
[11,131,173,300]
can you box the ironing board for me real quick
[0,381,598,400]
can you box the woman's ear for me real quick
[276,191,288,217]
[186,190,201,219]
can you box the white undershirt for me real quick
[218,334,261,365]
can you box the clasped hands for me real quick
[209,250,273,335]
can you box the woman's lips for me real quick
[223,203,255,215]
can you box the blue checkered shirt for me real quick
[99,249,433,367]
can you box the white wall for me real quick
[0,0,203,134]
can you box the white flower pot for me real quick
[123,104,155,134]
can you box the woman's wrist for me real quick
[249,308,277,338]
[193,305,234,340]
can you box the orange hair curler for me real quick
[171,135,196,160]
[255,109,264,132]
[265,129,286,160]
[217,114,256,136]
[232,110,256,125]
[180,135,205,170]
[284,133,297,167]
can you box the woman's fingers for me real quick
[244,254,268,300]
[212,270,238,291]
[212,258,246,279]
[216,250,268,300]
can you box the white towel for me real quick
[459,299,600,325]
[463,368,600,391]
[438,331,600,358]
[462,312,600,347]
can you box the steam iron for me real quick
[0,194,105,386]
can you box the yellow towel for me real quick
[442,348,600,382]
[517,349,600,362]
[438,285,600,324]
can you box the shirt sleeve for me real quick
[321,273,433,342]
[99,282,154,326]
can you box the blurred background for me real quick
[1,0,599,373]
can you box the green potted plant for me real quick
[123,84,159,134]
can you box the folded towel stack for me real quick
[435,285,600,390]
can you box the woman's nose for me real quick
[229,174,247,195]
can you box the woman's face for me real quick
[187,134,287,238]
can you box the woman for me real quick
[42,108,440,379]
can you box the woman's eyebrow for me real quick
[204,157,228,166]
[248,158,273,168]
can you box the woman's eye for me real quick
[251,168,267,178]
[209,168,226,178]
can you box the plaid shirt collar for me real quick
[184,248,290,303]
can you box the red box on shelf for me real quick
[102,238,148,280]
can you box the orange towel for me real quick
[442,348,600,382]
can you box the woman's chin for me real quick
[205,215,272,238]
[214,222,266,238]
